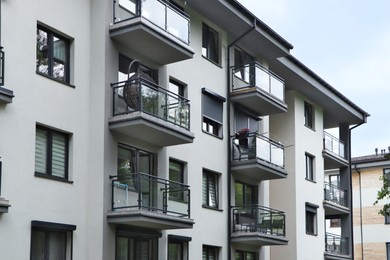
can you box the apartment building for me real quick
[350,150,390,260]
[0,0,369,259]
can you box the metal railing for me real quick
[324,182,347,207]
[232,61,285,102]
[232,132,285,168]
[323,131,346,159]
[110,173,191,218]
[0,47,4,86]
[325,233,349,255]
[232,205,286,236]
[113,0,190,44]
[112,78,190,130]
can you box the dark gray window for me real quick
[116,228,159,260]
[35,126,69,181]
[36,25,70,83]
[202,170,219,209]
[169,159,185,202]
[304,101,314,129]
[168,235,190,260]
[305,153,315,181]
[202,245,219,260]
[202,23,219,64]
[235,181,257,208]
[235,250,255,260]
[306,203,318,235]
[202,88,225,138]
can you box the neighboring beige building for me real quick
[351,151,390,260]
[0,0,369,259]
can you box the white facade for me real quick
[0,0,368,260]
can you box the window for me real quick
[234,108,260,134]
[305,153,315,181]
[169,159,185,201]
[36,25,71,83]
[202,88,226,138]
[306,203,318,235]
[235,181,257,208]
[304,101,314,128]
[234,48,253,83]
[116,228,159,260]
[387,242,390,260]
[202,23,219,64]
[202,170,219,209]
[329,174,340,187]
[30,221,76,260]
[202,245,219,260]
[35,126,69,181]
[235,250,255,260]
[168,235,191,260]
[330,218,341,228]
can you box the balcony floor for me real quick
[323,150,349,170]
[109,111,194,147]
[231,158,287,181]
[231,231,288,246]
[107,209,194,230]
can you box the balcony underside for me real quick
[323,201,350,216]
[0,198,10,213]
[323,150,349,170]
[230,88,287,116]
[324,252,352,260]
[109,112,194,147]
[231,159,287,181]
[231,232,288,247]
[0,86,14,104]
[107,210,194,230]
[110,17,194,65]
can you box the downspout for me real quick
[353,163,364,260]
[349,119,366,260]
[227,18,256,260]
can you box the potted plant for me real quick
[236,128,251,147]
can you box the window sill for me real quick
[304,125,316,131]
[305,178,316,184]
[202,55,222,68]
[36,72,75,88]
[306,232,318,236]
[35,172,73,184]
[202,205,223,212]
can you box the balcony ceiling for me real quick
[231,159,287,181]
[323,150,349,170]
[187,0,291,60]
[323,201,350,216]
[231,232,288,246]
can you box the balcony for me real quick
[232,205,288,246]
[323,132,348,169]
[324,182,349,215]
[0,47,14,104]
[107,173,194,230]
[231,62,287,116]
[110,0,194,65]
[325,233,351,259]
[231,132,287,181]
[109,78,194,147]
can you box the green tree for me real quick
[374,174,390,216]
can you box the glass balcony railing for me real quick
[113,0,190,44]
[323,131,346,159]
[232,205,286,237]
[232,132,285,168]
[0,47,4,86]
[110,173,191,218]
[325,233,349,255]
[112,78,190,130]
[324,182,347,207]
[232,62,285,102]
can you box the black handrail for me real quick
[0,47,4,86]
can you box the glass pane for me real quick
[168,242,182,260]
[255,66,269,92]
[202,173,207,205]
[35,128,47,174]
[142,0,165,28]
[31,230,46,260]
[52,36,66,81]
[208,174,217,207]
[235,182,244,207]
[139,150,152,174]
[48,231,66,260]
[139,240,150,260]
[116,237,129,260]
[51,133,66,178]
[36,29,49,75]
[166,7,189,42]
[119,0,137,14]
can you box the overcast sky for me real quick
[238,0,390,157]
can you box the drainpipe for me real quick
[353,163,364,260]
[349,119,366,260]
[226,18,256,260]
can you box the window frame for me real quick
[202,23,219,64]
[169,158,186,202]
[304,101,314,129]
[34,125,70,183]
[30,221,76,260]
[234,181,258,208]
[168,235,191,260]
[202,245,219,260]
[305,203,318,236]
[36,24,71,85]
[202,169,219,210]
[202,88,226,138]
[305,153,315,182]
[235,250,256,260]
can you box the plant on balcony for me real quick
[235,128,251,148]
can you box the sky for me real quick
[238,0,390,157]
